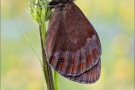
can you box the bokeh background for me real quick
[1,0,134,90]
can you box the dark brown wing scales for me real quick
[46,2,101,83]
[61,58,101,84]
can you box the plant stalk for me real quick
[39,25,55,90]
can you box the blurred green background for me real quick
[1,0,134,90]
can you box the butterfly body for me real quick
[46,0,101,84]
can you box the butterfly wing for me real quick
[46,3,101,83]
[61,58,101,84]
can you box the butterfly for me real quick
[46,0,101,84]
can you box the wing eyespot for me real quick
[61,59,64,62]
[59,57,64,62]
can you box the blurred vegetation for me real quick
[1,0,134,90]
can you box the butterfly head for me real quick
[49,0,74,10]
[51,0,73,4]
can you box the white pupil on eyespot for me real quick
[61,59,64,62]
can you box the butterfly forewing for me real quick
[46,2,101,83]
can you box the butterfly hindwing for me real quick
[61,58,101,84]
[46,3,101,83]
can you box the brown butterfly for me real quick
[46,0,101,84]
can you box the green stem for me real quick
[39,25,55,90]
[29,0,59,89]
[54,71,59,90]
